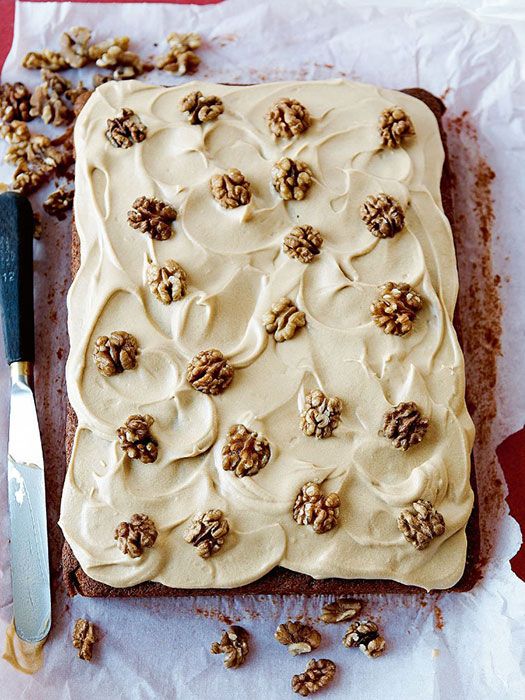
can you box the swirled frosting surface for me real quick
[59,79,474,591]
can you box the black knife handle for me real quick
[0,192,35,364]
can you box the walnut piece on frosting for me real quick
[93,330,138,376]
[128,196,177,241]
[342,620,386,657]
[370,281,423,336]
[105,108,147,148]
[292,659,336,697]
[186,349,234,395]
[293,482,340,534]
[115,513,158,558]
[210,626,249,669]
[0,82,32,122]
[300,389,342,439]
[210,168,251,209]
[73,619,96,661]
[184,509,229,558]
[379,106,415,148]
[283,225,323,263]
[180,90,224,125]
[380,401,429,450]
[397,499,445,550]
[156,32,201,75]
[116,414,158,464]
[275,620,322,656]
[360,193,405,238]
[222,424,271,478]
[266,97,311,139]
[147,260,187,304]
[320,598,363,624]
[271,157,313,201]
[263,297,306,342]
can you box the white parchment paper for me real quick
[1,1,524,698]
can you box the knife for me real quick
[0,191,51,643]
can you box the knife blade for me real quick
[0,192,51,643]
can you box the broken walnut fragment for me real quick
[128,196,177,241]
[43,186,74,220]
[184,509,229,558]
[105,108,147,148]
[222,424,271,478]
[272,157,313,201]
[275,620,321,656]
[210,168,251,209]
[93,330,138,376]
[180,90,224,124]
[398,499,445,550]
[116,414,158,464]
[147,260,187,304]
[186,349,234,395]
[0,82,32,122]
[263,297,306,342]
[381,401,429,450]
[370,281,423,336]
[293,482,340,534]
[210,626,249,669]
[292,659,336,697]
[320,599,362,624]
[29,70,74,127]
[379,106,415,148]
[72,619,96,661]
[300,389,342,439]
[283,225,323,263]
[266,97,311,139]
[22,50,68,71]
[60,26,92,68]
[360,192,405,238]
[342,620,386,657]
[114,513,158,558]
[156,32,201,75]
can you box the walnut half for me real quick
[300,389,342,439]
[292,659,336,697]
[370,281,423,336]
[186,349,234,395]
[184,509,229,558]
[210,168,251,209]
[272,157,313,201]
[114,513,158,558]
[106,108,147,148]
[180,91,223,124]
[397,499,445,550]
[342,620,386,657]
[222,424,271,478]
[380,401,429,450]
[379,106,415,148]
[72,619,96,661]
[293,482,340,534]
[275,620,321,656]
[116,414,158,463]
[263,297,306,342]
[266,98,311,139]
[210,626,249,669]
[360,193,405,238]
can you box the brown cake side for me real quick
[62,87,481,597]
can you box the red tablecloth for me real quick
[0,0,522,580]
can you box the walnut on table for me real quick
[283,225,323,263]
[93,330,138,376]
[72,619,96,661]
[114,513,158,558]
[263,297,306,342]
[147,260,187,304]
[370,281,423,336]
[381,401,429,450]
[266,97,311,139]
[379,106,415,148]
[300,389,342,439]
[0,82,32,122]
[43,185,74,220]
[116,414,158,464]
[342,620,386,657]
[210,626,249,669]
[293,482,340,534]
[60,26,92,68]
[106,108,147,148]
[184,509,229,558]
[292,659,336,697]
[320,598,362,624]
[210,168,251,209]
[360,193,405,238]
[186,349,234,395]
[180,91,224,125]
[397,499,445,550]
[22,50,68,71]
[275,620,321,656]
[272,157,313,201]
[29,69,74,127]
[127,196,177,241]
[156,32,201,75]
[222,424,271,478]
[90,35,144,77]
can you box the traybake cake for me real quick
[59,79,476,595]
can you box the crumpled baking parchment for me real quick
[0,1,524,698]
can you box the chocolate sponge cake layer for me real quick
[62,87,480,597]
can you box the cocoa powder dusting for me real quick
[444,110,504,567]
[433,604,444,631]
